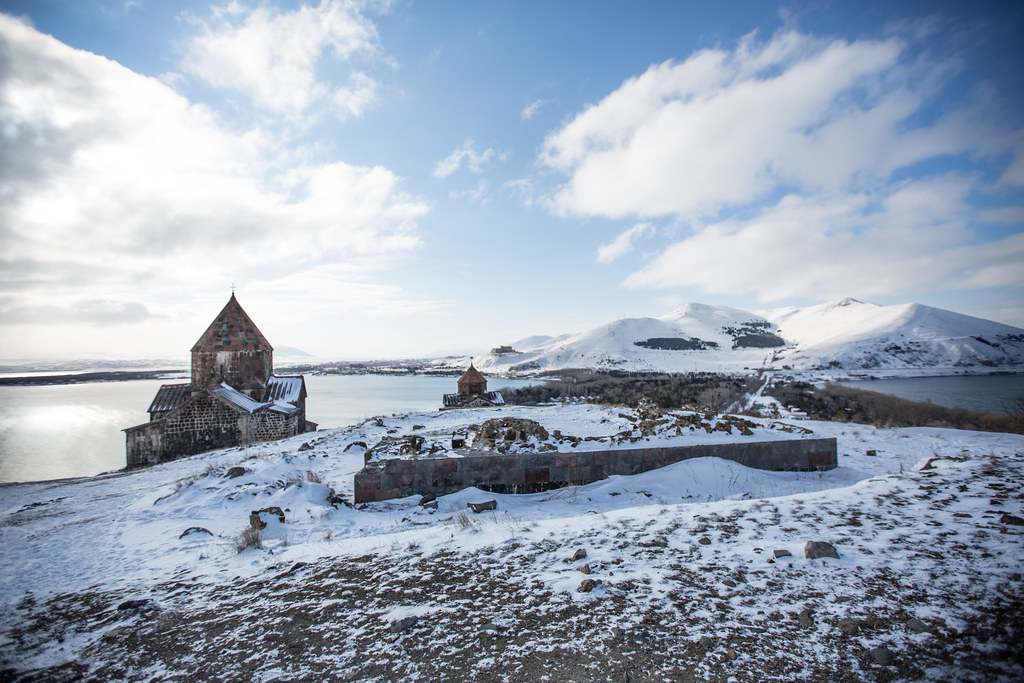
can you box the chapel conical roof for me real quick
[191,293,273,353]
[458,363,486,384]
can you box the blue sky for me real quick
[1,0,1022,361]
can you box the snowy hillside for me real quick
[1,402,1022,680]
[452,298,1024,378]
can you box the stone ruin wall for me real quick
[354,437,838,503]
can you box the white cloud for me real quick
[623,176,1024,301]
[181,0,385,119]
[597,222,655,264]
[521,99,545,120]
[433,139,497,178]
[449,179,489,202]
[0,13,428,322]
[540,29,996,220]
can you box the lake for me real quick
[0,374,538,484]
[834,374,1024,415]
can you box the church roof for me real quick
[264,375,305,404]
[458,363,486,385]
[191,293,273,353]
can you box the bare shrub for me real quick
[235,526,263,553]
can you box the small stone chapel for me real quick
[442,362,505,409]
[125,294,316,468]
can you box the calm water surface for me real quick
[834,375,1024,414]
[0,374,537,483]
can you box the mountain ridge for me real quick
[453,299,1024,378]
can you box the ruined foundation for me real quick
[354,437,838,503]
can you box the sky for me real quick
[0,0,1022,362]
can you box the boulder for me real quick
[116,599,150,612]
[797,609,814,627]
[578,578,600,593]
[468,500,497,513]
[773,549,792,558]
[837,618,858,635]
[390,616,418,633]
[418,494,438,507]
[224,467,246,479]
[906,617,930,633]
[571,549,588,562]
[869,646,894,666]
[179,527,213,539]
[999,513,1024,526]
[250,506,286,529]
[298,442,313,452]
[805,541,840,560]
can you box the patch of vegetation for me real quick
[767,382,1024,434]
[502,370,760,411]
[732,333,786,349]
[634,338,719,351]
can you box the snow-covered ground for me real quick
[1,402,1022,681]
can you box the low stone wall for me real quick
[354,437,838,503]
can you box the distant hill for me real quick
[274,346,315,359]
[449,299,1024,378]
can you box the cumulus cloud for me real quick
[597,223,655,264]
[433,139,498,178]
[542,28,1023,302]
[181,0,386,119]
[624,176,1024,300]
[0,13,429,318]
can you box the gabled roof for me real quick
[442,391,504,408]
[191,293,273,353]
[264,375,305,404]
[212,382,266,412]
[147,383,190,414]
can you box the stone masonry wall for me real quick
[354,438,838,503]
[126,393,247,468]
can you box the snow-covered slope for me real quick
[457,299,1024,378]
[2,403,1022,680]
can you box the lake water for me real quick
[834,375,1024,415]
[0,374,538,484]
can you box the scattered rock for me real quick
[773,549,792,559]
[999,513,1024,526]
[580,563,592,575]
[250,506,286,529]
[343,441,367,452]
[468,500,497,513]
[179,527,213,539]
[952,512,973,518]
[418,494,437,507]
[412,425,425,430]
[869,646,894,666]
[866,449,877,457]
[724,648,738,661]
[610,626,625,640]
[798,609,814,627]
[805,541,840,560]
[578,578,600,593]
[116,599,150,612]
[298,442,313,452]
[224,466,246,479]
[906,617,930,633]
[698,536,712,545]
[722,579,737,588]
[389,616,418,633]
[698,635,715,649]
[421,500,438,510]
[571,549,588,562]
[837,618,858,635]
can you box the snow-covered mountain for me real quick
[460,298,1024,378]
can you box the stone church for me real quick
[442,362,504,409]
[125,294,316,468]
